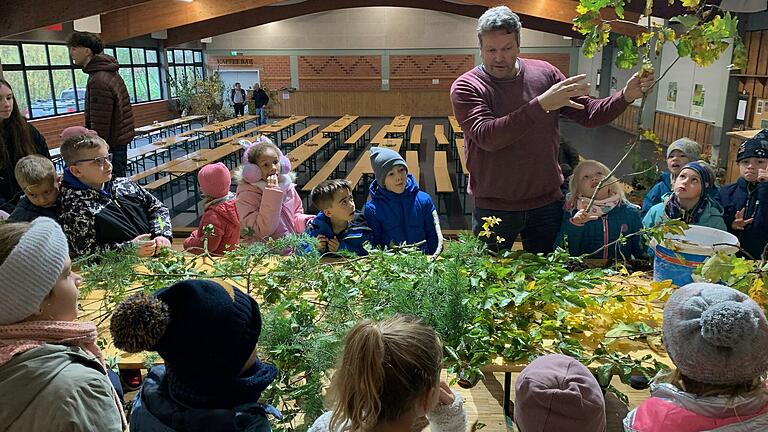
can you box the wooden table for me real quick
[286,135,332,175]
[134,115,206,143]
[378,138,402,153]
[260,115,309,145]
[386,115,411,141]
[346,150,373,191]
[321,115,359,148]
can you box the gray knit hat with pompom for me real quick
[663,282,768,384]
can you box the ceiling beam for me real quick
[0,0,154,39]
[165,0,644,46]
[100,0,287,44]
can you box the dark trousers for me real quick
[234,103,245,116]
[472,198,564,253]
[110,148,128,178]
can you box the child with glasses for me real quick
[58,134,172,258]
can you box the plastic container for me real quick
[650,225,739,286]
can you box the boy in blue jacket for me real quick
[641,137,701,217]
[305,179,372,256]
[364,147,443,255]
[718,130,768,260]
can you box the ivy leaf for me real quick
[670,14,699,29]
[615,35,639,69]
[682,0,700,8]
[636,31,654,47]
[641,130,661,145]
[644,0,653,15]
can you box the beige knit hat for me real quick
[0,218,69,325]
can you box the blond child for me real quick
[58,134,172,258]
[624,282,768,431]
[643,161,726,231]
[309,315,466,432]
[555,160,644,259]
[235,137,313,243]
[8,155,61,222]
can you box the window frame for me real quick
[0,41,163,120]
[166,48,205,98]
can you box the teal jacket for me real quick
[642,195,727,231]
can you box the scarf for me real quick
[664,193,708,224]
[0,320,127,429]
[576,192,623,218]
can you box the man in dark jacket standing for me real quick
[67,31,135,178]
[252,83,270,125]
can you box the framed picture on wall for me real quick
[666,82,677,110]
[691,84,705,117]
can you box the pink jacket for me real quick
[183,195,240,256]
[236,175,313,243]
[625,383,768,432]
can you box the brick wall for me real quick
[29,100,177,149]
[298,56,381,91]
[206,55,292,90]
[390,55,475,90]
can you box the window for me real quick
[167,48,204,97]
[0,42,163,119]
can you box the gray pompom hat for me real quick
[663,282,768,384]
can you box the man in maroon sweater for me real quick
[450,6,654,253]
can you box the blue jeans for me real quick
[472,199,564,253]
[256,107,267,125]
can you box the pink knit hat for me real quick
[198,163,232,199]
[60,126,98,140]
[514,354,606,432]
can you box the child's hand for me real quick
[327,237,340,252]
[266,174,279,188]
[154,236,172,251]
[132,234,155,257]
[316,235,328,251]
[437,381,455,406]
[758,168,768,183]
[732,208,754,230]
[570,209,599,226]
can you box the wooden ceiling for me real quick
[1,0,702,45]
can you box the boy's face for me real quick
[738,157,768,183]
[324,188,356,222]
[69,144,113,187]
[667,150,689,176]
[25,177,59,208]
[383,165,407,194]
[256,148,280,181]
[674,168,702,200]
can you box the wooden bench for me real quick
[434,124,449,148]
[370,126,389,145]
[343,124,371,151]
[283,124,319,150]
[409,124,422,149]
[406,151,420,186]
[302,150,350,193]
[346,151,373,192]
[216,125,267,146]
[433,151,454,213]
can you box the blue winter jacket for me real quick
[641,171,672,217]
[642,194,727,231]
[364,174,441,255]
[555,201,645,259]
[718,178,768,260]
[304,211,372,256]
[130,366,279,432]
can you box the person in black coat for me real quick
[230,82,246,117]
[252,83,270,125]
[0,79,50,214]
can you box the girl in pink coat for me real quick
[235,137,313,243]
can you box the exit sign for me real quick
[230,51,239,56]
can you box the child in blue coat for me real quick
[641,138,701,217]
[364,147,443,255]
[305,179,372,256]
[718,130,768,260]
[643,161,727,231]
[556,160,644,259]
